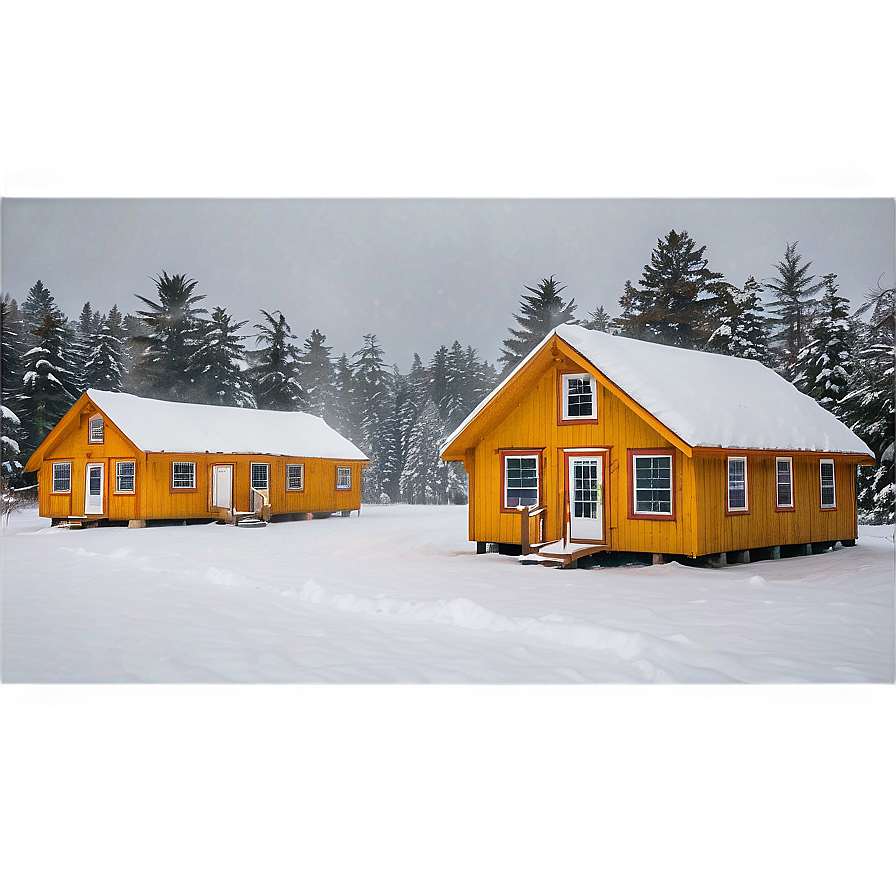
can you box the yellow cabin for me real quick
[24,390,368,527]
[440,325,875,566]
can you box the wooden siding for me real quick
[468,352,696,555]
[694,453,859,555]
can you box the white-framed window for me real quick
[52,462,71,493]
[336,466,352,490]
[171,461,196,489]
[503,452,540,509]
[251,462,270,491]
[632,453,673,516]
[88,415,104,444]
[727,456,748,512]
[775,457,794,509]
[561,373,598,421]
[820,459,836,509]
[116,461,135,493]
[286,464,304,491]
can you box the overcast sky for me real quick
[3,9,894,374]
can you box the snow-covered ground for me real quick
[3,505,893,683]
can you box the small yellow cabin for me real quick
[440,325,875,566]
[24,390,368,527]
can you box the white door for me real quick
[212,465,233,510]
[85,463,104,514]
[567,455,605,542]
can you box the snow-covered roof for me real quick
[86,390,367,460]
[443,325,873,456]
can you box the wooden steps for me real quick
[521,540,606,569]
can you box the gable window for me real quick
[171,461,196,490]
[336,466,352,490]
[88,415,104,444]
[286,464,304,491]
[52,462,72,493]
[775,457,794,509]
[727,456,748,513]
[116,461,135,493]
[629,451,675,519]
[819,459,836,509]
[502,451,541,510]
[251,462,270,492]
[561,373,598,421]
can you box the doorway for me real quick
[566,452,606,543]
[211,464,234,512]
[85,462,104,515]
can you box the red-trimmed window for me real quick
[52,462,72,493]
[561,373,598,421]
[501,451,541,510]
[629,450,676,520]
[819,459,836,509]
[775,457,794,509]
[727,456,749,513]
[88,415,104,444]
[286,464,304,491]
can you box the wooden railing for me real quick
[517,504,546,556]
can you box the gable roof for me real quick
[442,325,873,458]
[81,390,367,460]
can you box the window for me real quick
[52,462,71,493]
[630,452,674,517]
[502,452,540,509]
[116,461,135,493]
[727,456,748,513]
[775,457,794,509]
[286,464,304,491]
[336,466,352,490]
[561,373,597,421]
[251,463,270,491]
[171,461,196,489]
[820,459,836,509]
[88,415,104,444]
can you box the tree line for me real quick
[2,230,893,520]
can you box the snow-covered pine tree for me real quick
[248,310,303,411]
[793,274,852,409]
[18,312,78,454]
[352,334,390,501]
[464,345,496,411]
[614,230,726,350]
[187,307,254,407]
[375,366,409,504]
[1,295,25,414]
[70,302,100,395]
[765,241,823,373]
[842,282,894,522]
[298,329,336,421]
[398,397,447,504]
[1,403,23,481]
[499,276,577,374]
[331,353,362,444]
[130,272,209,402]
[444,340,470,430]
[428,345,449,417]
[84,321,126,392]
[21,280,66,346]
[582,305,612,332]
[104,304,130,381]
[706,276,770,363]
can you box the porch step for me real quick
[235,515,267,528]
[521,540,606,569]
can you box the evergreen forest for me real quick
[2,231,893,522]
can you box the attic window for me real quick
[561,374,597,421]
[88,415,104,444]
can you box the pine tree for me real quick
[706,276,770,363]
[1,295,25,413]
[399,397,447,504]
[428,345,449,416]
[794,274,852,409]
[842,282,895,522]
[331,353,362,444]
[444,340,470,430]
[500,276,577,373]
[352,334,390,500]
[84,322,126,392]
[21,280,65,344]
[70,302,99,394]
[582,305,612,332]
[765,242,823,371]
[248,310,303,411]
[18,312,78,453]
[188,307,254,406]
[298,329,336,421]
[614,230,726,350]
[1,403,23,480]
[130,272,209,402]
[376,367,409,503]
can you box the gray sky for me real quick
[3,6,894,371]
